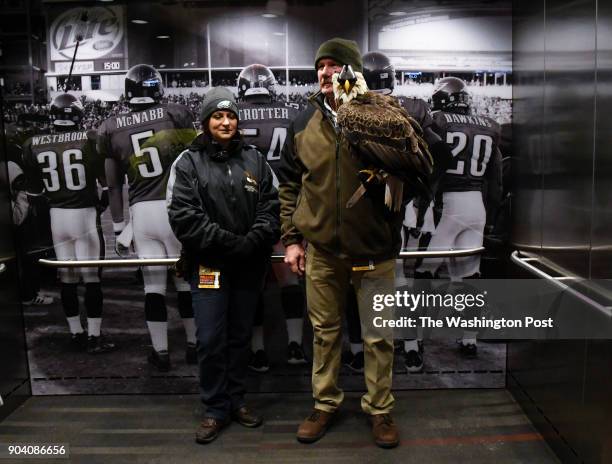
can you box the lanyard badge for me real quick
[198,265,221,289]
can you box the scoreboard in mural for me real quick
[47,5,128,74]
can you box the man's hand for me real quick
[284,243,305,276]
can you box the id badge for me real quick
[351,260,375,272]
[198,265,221,289]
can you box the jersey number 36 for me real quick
[37,149,86,192]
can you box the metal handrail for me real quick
[39,258,179,268]
[510,243,612,253]
[38,247,485,268]
[399,247,485,258]
[0,255,15,264]
[0,255,15,275]
[511,250,612,318]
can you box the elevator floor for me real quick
[0,389,559,463]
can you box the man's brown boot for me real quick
[370,413,399,449]
[296,409,335,443]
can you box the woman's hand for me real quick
[233,235,256,259]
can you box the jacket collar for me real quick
[190,132,244,162]
[309,90,339,132]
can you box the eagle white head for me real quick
[332,65,369,105]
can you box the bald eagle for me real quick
[333,65,433,212]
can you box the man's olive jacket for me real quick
[278,91,403,261]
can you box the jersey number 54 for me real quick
[241,127,287,161]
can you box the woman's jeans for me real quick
[190,265,265,420]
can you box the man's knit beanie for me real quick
[314,37,363,73]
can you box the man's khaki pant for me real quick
[305,244,395,415]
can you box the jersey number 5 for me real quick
[131,130,163,178]
[445,132,493,177]
[37,149,86,192]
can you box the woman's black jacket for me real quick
[167,132,280,270]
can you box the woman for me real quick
[167,87,280,444]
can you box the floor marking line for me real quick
[259,432,544,450]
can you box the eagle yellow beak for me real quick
[339,65,357,96]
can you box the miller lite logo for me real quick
[49,6,124,61]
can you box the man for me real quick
[279,38,400,449]
[415,77,503,357]
[22,93,114,353]
[237,63,307,371]
[345,51,454,374]
[98,64,197,371]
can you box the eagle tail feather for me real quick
[385,175,403,212]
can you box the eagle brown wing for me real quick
[336,92,433,180]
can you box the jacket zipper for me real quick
[335,138,341,250]
[310,92,342,251]
[227,164,236,204]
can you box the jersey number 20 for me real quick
[37,149,86,192]
[446,132,493,177]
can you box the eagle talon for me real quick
[358,169,378,184]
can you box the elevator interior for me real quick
[1,1,611,463]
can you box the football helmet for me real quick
[237,64,276,100]
[125,64,164,106]
[362,51,395,95]
[50,93,83,128]
[431,77,470,113]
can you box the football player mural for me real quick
[22,93,115,354]
[237,64,307,371]
[98,64,198,371]
[416,77,503,357]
